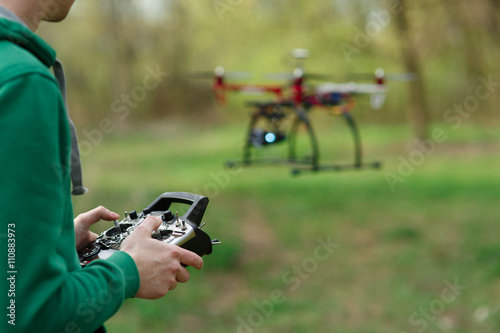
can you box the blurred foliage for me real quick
[37,0,499,131]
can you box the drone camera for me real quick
[250,128,286,147]
[265,133,277,143]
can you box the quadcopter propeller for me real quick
[381,72,417,82]
[187,66,252,80]
[265,71,334,81]
[187,71,217,79]
[350,68,416,83]
[265,71,301,81]
[291,48,310,59]
[266,49,337,82]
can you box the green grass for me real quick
[72,119,500,332]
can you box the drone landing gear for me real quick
[290,161,382,175]
[289,111,383,174]
[228,104,319,170]
[225,103,381,175]
[226,157,316,169]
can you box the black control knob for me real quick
[129,210,138,219]
[162,210,175,222]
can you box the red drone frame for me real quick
[201,49,412,174]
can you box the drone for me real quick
[197,49,413,174]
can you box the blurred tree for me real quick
[37,0,498,128]
[96,0,138,98]
[455,0,498,124]
[456,0,489,80]
[393,0,430,140]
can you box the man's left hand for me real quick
[74,206,120,250]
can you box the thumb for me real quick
[134,216,162,237]
[76,206,120,228]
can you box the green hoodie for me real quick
[0,14,140,333]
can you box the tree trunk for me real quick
[394,0,430,140]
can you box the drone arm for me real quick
[212,82,226,105]
[211,82,284,105]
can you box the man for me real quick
[0,1,203,332]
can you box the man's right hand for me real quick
[120,216,204,299]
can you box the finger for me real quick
[168,280,178,291]
[178,249,204,270]
[92,206,120,221]
[176,267,190,283]
[89,231,98,243]
[133,216,162,237]
[76,231,99,251]
[76,206,120,227]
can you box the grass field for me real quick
[72,116,500,333]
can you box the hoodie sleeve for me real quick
[0,72,140,333]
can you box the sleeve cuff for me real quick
[105,251,140,299]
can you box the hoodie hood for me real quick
[0,7,87,195]
[0,12,56,68]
